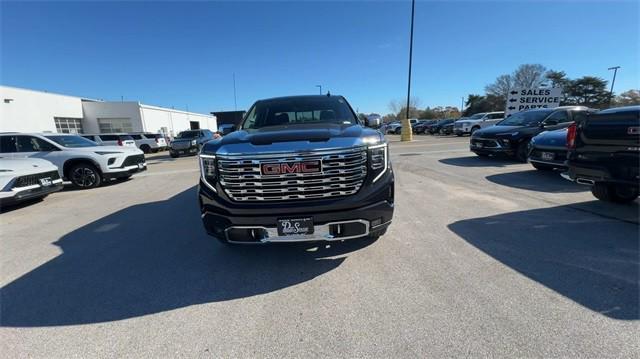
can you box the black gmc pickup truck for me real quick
[198,95,394,244]
[565,106,639,203]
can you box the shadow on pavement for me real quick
[448,202,639,320]
[486,169,588,193]
[439,156,521,168]
[1,186,374,327]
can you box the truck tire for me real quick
[591,183,639,204]
[170,152,179,158]
[395,128,402,135]
[470,126,480,134]
[69,163,101,189]
[140,144,151,154]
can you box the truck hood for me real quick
[202,124,383,155]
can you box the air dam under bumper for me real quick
[199,172,394,244]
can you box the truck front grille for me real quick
[217,148,367,202]
[13,170,60,188]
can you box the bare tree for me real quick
[512,64,547,88]
[485,74,513,99]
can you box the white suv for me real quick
[0,133,146,189]
[129,133,168,153]
[454,111,504,135]
[0,157,64,207]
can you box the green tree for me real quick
[564,76,610,108]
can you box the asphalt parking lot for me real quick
[1,135,638,357]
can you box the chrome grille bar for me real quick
[218,148,367,202]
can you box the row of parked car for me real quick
[0,128,223,209]
[380,112,507,137]
[467,106,639,204]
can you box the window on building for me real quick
[98,118,133,133]
[54,117,84,134]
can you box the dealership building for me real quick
[0,86,217,138]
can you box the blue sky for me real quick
[2,1,638,115]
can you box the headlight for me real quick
[191,139,197,146]
[368,143,388,182]
[199,154,217,192]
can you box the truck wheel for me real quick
[591,183,639,203]
[69,163,101,189]
[471,126,480,134]
[516,141,529,162]
[170,152,179,158]
[395,128,401,135]
[140,145,151,154]
[456,133,463,137]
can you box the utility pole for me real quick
[316,85,322,95]
[461,97,464,113]
[401,0,416,142]
[607,66,620,105]
[233,73,238,111]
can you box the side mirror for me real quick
[364,118,370,127]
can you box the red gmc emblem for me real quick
[261,160,322,175]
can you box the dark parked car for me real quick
[412,120,435,134]
[428,119,454,134]
[528,109,596,170]
[470,106,592,162]
[564,106,639,203]
[528,128,569,170]
[169,129,215,158]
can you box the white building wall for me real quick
[0,86,84,132]
[141,105,216,138]
[81,101,143,133]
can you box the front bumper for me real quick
[0,181,64,206]
[170,146,199,156]
[103,165,147,180]
[199,169,394,243]
[470,138,515,156]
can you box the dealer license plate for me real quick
[39,178,52,187]
[541,152,555,161]
[277,218,314,236]
[137,163,144,169]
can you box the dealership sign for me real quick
[505,88,562,116]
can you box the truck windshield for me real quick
[498,110,554,126]
[44,135,97,148]
[242,96,357,130]
[468,113,485,120]
[175,131,199,139]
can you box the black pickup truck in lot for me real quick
[198,95,395,244]
[565,106,639,203]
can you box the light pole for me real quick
[233,73,238,111]
[401,0,416,142]
[461,96,465,113]
[316,85,322,95]
[607,66,620,105]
